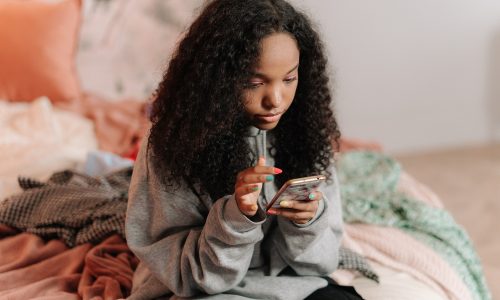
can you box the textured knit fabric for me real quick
[344,223,471,300]
[125,128,345,300]
[0,168,132,247]
[337,151,491,300]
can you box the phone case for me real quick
[266,175,326,211]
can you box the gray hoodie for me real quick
[125,127,343,300]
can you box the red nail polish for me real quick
[267,209,277,215]
[274,168,283,174]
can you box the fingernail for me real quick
[259,156,266,163]
[267,209,277,215]
[251,204,258,210]
[266,175,274,181]
[280,201,289,208]
[252,186,259,191]
[308,193,315,200]
[274,167,283,174]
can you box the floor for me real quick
[396,144,500,299]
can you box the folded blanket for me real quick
[337,151,491,300]
[0,168,378,283]
[343,223,470,300]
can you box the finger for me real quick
[279,200,318,212]
[236,169,279,186]
[254,156,283,174]
[240,203,259,216]
[268,208,314,222]
[235,184,261,197]
[252,165,282,175]
[293,218,313,225]
[238,173,275,185]
[235,172,274,186]
[306,191,323,201]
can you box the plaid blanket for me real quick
[0,167,378,283]
[0,168,132,247]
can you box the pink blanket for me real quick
[0,225,138,300]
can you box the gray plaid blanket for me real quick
[0,168,132,247]
[0,168,378,283]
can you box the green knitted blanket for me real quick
[337,151,491,300]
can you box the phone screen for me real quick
[266,175,325,211]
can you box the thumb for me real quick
[257,156,266,166]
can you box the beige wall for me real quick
[290,0,500,154]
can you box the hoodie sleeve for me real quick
[125,139,265,297]
[272,165,343,276]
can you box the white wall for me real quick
[290,0,500,154]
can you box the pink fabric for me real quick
[339,224,472,300]
[0,225,138,300]
[397,172,444,209]
[55,93,149,156]
[78,235,138,300]
[337,138,383,153]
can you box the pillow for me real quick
[0,0,82,103]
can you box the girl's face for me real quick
[243,32,300,130]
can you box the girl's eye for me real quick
[247,82,264,89]
[284,76,297,84]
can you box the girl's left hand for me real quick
[267,191,323,224]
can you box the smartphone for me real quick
[265,175,326,211]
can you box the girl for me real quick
[126,0,363,299]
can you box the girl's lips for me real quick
[255,112,283,123]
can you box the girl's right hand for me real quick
[234,157,282,216]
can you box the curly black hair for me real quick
[149,0,340,201]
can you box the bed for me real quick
[0,1,492,299]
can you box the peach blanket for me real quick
[55,93,149,157]
[0,225,138,300]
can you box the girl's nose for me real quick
[264,86,282,108]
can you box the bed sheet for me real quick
[0,117,486,299]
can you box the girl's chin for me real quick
[253,121,279,130]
